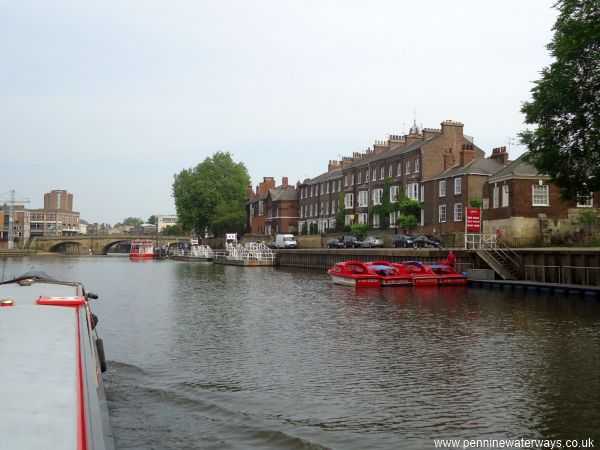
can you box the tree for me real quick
[372,177,392,229]
[397,214,418,233]
[122,217,143,226]
[160,224,183,236]
[351,223,368,240]
[336,192,346,230]
[520,0,600,199]
[147,215,157,225]
[470,197,483,208]
[210,201,247,237]
[172,151,250,236]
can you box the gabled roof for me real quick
[487,153,549,183]
[425,157,505,181]
[302,168,342,185]
[269,186,297,202]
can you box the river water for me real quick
[2,256,599,449]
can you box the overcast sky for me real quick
[1,0,558,224]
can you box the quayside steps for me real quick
[477,237,522,280]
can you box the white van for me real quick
[275,234,298,249]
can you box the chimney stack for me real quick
[328,160,341,172]
[490,146,509,165]
[282,176,288,187]
[443,148,455,170]
[459,144,477,166]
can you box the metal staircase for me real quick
[476,236,522,280]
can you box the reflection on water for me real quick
[3,257,600,449]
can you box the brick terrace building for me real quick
[0,205,31,248]
[248,177,297,235]
[298,120,484,233]
[421,146,508,235]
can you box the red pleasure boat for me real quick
[364,261,412,287]
[392,261,440,286]
[327,261,382,287]
[429,264,468,286]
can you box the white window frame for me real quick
[388,165,392,178]
[405,160,411,174]
[439,180,446,197]
[373,188,383,205]
[358,190,368,207]
[390,185,399,203]
[357,171,361,185]
[345,193,354,209]
[454,203,463,222]
[380,166,384,180]
[493,185,500,208]
[502,184,509,207]
[415,159,419,173]
[532,184,549,206]
[397,162,402,176]
[358,213,368,224]
[454,178,462,195]
[439,204,447,223]
[372,213,380,228]
[405,183,419,201]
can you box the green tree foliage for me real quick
[147,215,157,225]
[372,177,392,229]
[397,214,418,232]
[520,0,600,198]
[210,201,248,237]
[351,223,368,240]
[336,192,346,230]
[122,217,143,226]
[172,151,250,236]
[160,224,183,236]
[469,197,483,208]
[399,197,421,217]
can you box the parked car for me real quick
[361,236,384,248]
[342,235,362,248]
[413,235,442,248]
[393,234,415,248]
[326,238,345,249]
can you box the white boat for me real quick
[0,271,114,450]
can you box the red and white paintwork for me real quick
[327,261,383,287]
[429,264,468,286]
[329,260,467,288]
[0,275,114,450]
[129,240,154,259]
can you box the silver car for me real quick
[361,236,384,248]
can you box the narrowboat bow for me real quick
[0,271,114,450]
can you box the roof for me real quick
[269,186,297,202]
[425,157,505,181]
[487,153,549,183]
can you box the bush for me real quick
[351,223,368,240]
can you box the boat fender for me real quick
[96,338,108,373]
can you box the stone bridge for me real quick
[28,235,185,255]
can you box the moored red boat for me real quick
[327,261,382,287]
[392,261,440,286]
[0,271,114,449]
[429,264,468,286]
[129,239,154,259]
[364,261,413,287]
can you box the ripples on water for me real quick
[3,257,600,449]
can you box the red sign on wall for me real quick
[466,208,481,232]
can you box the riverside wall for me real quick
[274,247,600,286]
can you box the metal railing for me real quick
[561,266,600,286]
[523,264,600,286]
[524,265,562,283]
[224,243,275,262]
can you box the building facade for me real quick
[248,177,298,235]
[29,189,80,237]
[483,153,598,245]
[156,215,179,233]
[298,120,484,234]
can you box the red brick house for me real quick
[483,153,597,245]
[247,177,298,235]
